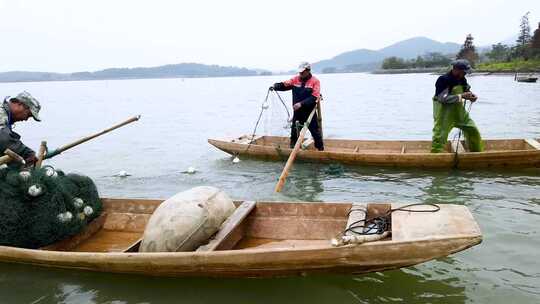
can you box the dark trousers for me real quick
[290,112,324,150]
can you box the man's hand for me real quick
[269,86,274,91]
[293,103,302,111]
[469,93,478,102]
[25,154,38,166]
[461,92,473,100]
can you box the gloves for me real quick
[269,86,274,91]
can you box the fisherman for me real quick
[270,62,324,151]
[0,91,41,165]
[431,59,483,153]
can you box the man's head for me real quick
[8,91,41,122]
[297,62,312,80]
[450,59,472,79]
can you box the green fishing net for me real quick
[0,166,102,249]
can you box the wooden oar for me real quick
[35,141,47,169]
[44,115,141,160]
[275,106,317,193]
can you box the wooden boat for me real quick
[208,135,540,169]
[515,73,538,83]
[516,77,538,83]
[0,198,481,278]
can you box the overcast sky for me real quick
[1,0,538,72]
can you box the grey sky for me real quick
[1,0,538,72]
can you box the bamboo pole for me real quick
[35,141,47,169]
[275,106,317,193]
[44,115,141,160]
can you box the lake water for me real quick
[0,73,539,303]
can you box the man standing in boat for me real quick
[0,91,41,165]
[271,62,324,151]
[431,59,483,153]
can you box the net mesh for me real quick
[261,92,292,137]
[0,166,102,248]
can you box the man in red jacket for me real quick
[271,62,324,150]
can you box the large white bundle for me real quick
[139,186,235,252]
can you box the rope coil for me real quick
[332,203,441,246]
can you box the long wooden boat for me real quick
[0,197,482,277]
[208,135,540,169]
[516,77,538,83]
[515,74,538,83]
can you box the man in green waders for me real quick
[431,59,484,153]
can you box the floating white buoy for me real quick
[83,206,94,216]
[73,197,84,208]
[28,184,43,197]
[19,171,31,180]
[116,170,130,177]
[45,167,58,178]
[232,156,240,164]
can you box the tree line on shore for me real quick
[382,12,540,71]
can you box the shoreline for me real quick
[372,69,540,76]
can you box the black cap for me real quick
[451,59,472,74]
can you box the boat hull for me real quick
[0,236,480,277]
[208,136,540,169]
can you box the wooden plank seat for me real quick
[525,138,540,150]
[197,201,257,251]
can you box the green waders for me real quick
[431,85,484,153]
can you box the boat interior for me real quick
[232,135,540,154]
[41,199,395,253]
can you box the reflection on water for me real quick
[0,263,468,304]
[0,74,539,303]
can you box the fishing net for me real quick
[0,165,102,248]
[260,90,292,137]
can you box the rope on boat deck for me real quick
[332,203,441,247]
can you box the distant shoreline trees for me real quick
[483,12,540,63]
[381,52,452,70]
[382,12,540,71]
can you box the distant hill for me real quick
[312,37,461,72]
[0,63,267,83]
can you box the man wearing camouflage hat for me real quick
[431,59,483,153]
[0,91,42,165]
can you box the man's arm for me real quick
[0,127,36,163]
[272,82,292,91]
[272,76,299,91]
[434,76,461,104]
